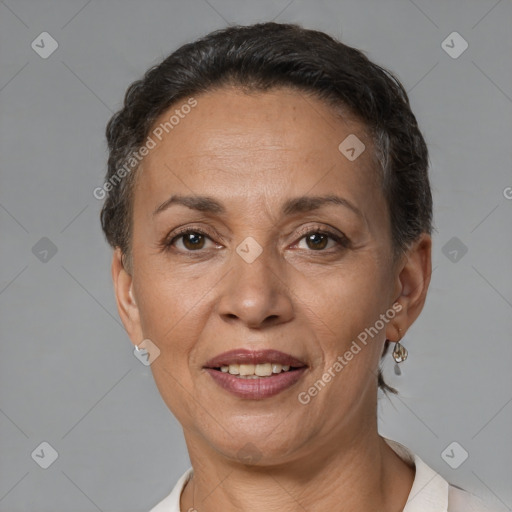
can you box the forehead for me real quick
[134,87,383,220]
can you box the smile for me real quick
[202,348,308,399]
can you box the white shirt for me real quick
[149,437,505,511]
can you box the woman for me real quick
[100,22,500,512]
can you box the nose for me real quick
[216,246,295,329]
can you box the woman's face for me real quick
[115,87,421,464]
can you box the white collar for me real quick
[149,437,450,512]
[383,437,449,512]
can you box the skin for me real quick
[112,86,432,512]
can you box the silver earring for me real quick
[393,342,408,363]
[393,328,407,375]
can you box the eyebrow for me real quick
[152,193,364,219]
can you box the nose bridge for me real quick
[235,235,275,290]
[216,234,293,327]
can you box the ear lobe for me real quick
[111,247,143,346]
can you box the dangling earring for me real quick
[393,327,407,375]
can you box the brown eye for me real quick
[163,228,215,252]
[180,232,206,250]
[304,232,329,250]
[295,229,348,252]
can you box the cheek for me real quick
[297,269,388,421]
[304,258,389,339]
[133,267,206,368]
[135,271,207,424]
[135,258,205,326]
[301,260,391,401]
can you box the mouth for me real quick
[202,348,308,399]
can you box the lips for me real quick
[202,348,308,369]
[202,349,308,399]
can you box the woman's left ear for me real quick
[388,233,432,336]
[111,247,143,346]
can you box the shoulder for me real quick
[448,484,509,512]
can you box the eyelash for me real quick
[159,225,350,254]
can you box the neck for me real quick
[180,425,415,512]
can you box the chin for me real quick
[203,423,305,466]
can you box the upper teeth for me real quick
[220,363,291,376]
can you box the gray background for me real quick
[1,1,511,511]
